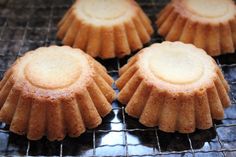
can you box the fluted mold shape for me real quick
[116,41,231,133]
[0,46,116,141]
[57,0,153,59]
[156,0,236,56]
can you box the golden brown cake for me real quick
[116,41,231,133]
[156,0,236,56]
[57,0,153,59]
[0,46,115,141]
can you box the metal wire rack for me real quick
[0,0,236,156]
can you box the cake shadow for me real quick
[0,112,115,156]
[1,105,219,155]
[124,114,218,152]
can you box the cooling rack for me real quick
[0,0,236,156]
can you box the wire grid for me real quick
[0,0,236,156]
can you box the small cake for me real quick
[156,0,236,56]
[57,0,153,59]
[0,46,115,141]
[116,41,231,133]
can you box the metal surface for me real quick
[0,0,236,156]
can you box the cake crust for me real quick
[0,46,115,141]
[156,0,236,56]
[116,41,231,133]
[57,0,153,59]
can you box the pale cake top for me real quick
[149,45,203,84]
[74,0,137,25]
[186,0,230,18]
[137,42,217,92]
[10,46,94,98]
[173,0,236,23]
[82,0,129,20]
[24,48,83,90]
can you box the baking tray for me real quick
[0,0,236,156]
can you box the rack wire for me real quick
[0,0,236,156]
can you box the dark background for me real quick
[0,0,236,156]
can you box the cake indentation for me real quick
[25,53,81,89]
[82,0,128,20]
[149,47,203,84]
[186,0,229,18]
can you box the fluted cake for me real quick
[116,41,231,133]
[156,0,236,56]
[0,46,116,141]
[57,0,153,59]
